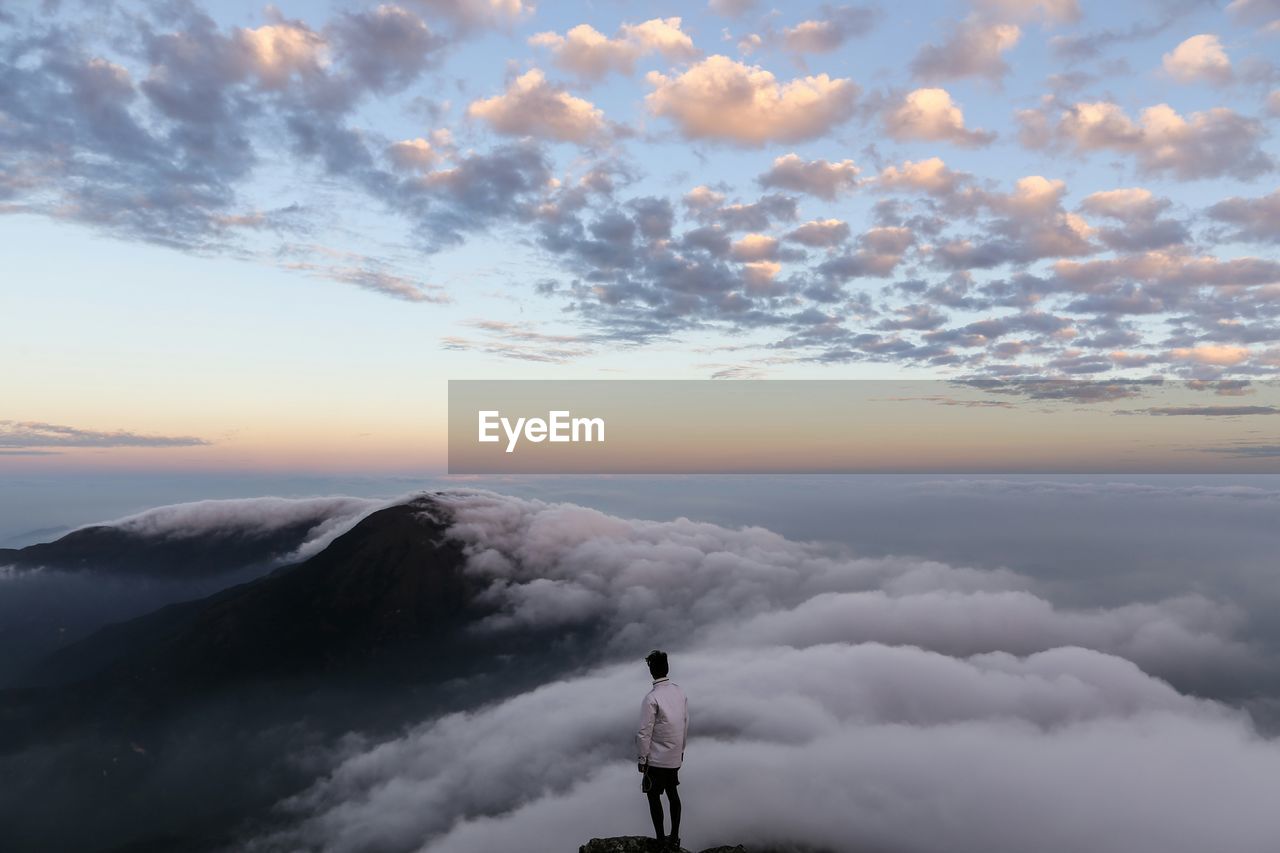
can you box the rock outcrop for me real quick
[579,837,747,853]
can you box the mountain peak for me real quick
[0,495,379,578]
[29,493,482,690]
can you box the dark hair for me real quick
[645,649,669,678]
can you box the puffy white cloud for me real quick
[911,19,1021,82]
[926,175,1098,269]
[1080,188,1188,251]
[529,18,696,80]
[645,55,859,146]
[1053,249,1280,290]
[994,175,1067,216]
[861,225,916,256]
[467,69,607,142]
[1047,101,1274,180]
[876,156,967,195]
[234,20,329,87]
[432,490,1245,674]
[386,130,454,171]
[785,218,851,247]
[729,232,780,261]
[1169,344,1252,366]
[1081,187,1165,222]
[756,153,861,199]
[262,643,1278,853]
[1162,34,1232,85]
[249,491,1276,853]
[883,88,995,147]
[620,17,698,57]
[1057,101,1142,148]
[683,185,726,212]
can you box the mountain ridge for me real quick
[0,496,370,578]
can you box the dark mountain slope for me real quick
[0,497,378,686]
[15,494,530,699]
[0,492,604,853]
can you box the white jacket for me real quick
[636,677,688,769]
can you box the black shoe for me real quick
[666,836,681,850]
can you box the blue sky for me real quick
[2,0,1279,471]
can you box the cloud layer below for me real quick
[245,490,1280,853]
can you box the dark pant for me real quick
[645,766,681,841]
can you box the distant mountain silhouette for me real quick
[1,492,608,853]
[0,508,342,578]
[27,495,508,690]
[0,499,377,688]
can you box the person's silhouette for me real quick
[636,649,688,849]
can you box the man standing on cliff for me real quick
[637,649,688,850]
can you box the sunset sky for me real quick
[3,0,1279,472]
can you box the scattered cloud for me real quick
[818,225,915,279]
[786,218,851,247]
[1162,34,1232,85]
[1050,18,1174,63]
[0,421,209,449]
[911,18,1021,82]
[529,17,697,81]
[1169,345,1252,366]
[1226,0,1280,27]
[1029,101,1274,180]
[278,244,451,302]
[1080,188,1188,252]
[877,157,968,195]
[406,0,535,29]
[467,70,608,142]
[2,1,1278,380]
[729,232,781,261]
[442,320,598,363]
[386,130,454,171]
[1207,189,1280,244]
[757,153,861,199]
[882,88,995,147]
[780,5,881,53]
[973,0,1081,25]
[1143,406,1279,416]
[645,56,859,145]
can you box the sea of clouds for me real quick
[246,490,1280,853]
